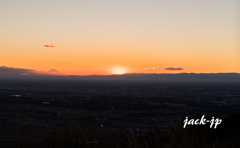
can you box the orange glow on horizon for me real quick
[111,67,127,75]
[0,1,239,75]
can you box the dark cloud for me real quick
[0,66,35,75]
[165,67,183,71]
[43,45,55,48]
[143,67,183,71]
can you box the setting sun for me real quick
[112,67,127,75]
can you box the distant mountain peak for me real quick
[47,69,61,75]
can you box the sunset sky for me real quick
[1,0,239,75]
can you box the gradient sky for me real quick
[1,0,239,75]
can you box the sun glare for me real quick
[112,67,127,75]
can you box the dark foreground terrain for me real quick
[0,79,240,147]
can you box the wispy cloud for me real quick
[143,67,163,70]
[43,45,56,48]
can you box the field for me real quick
[0,79,240,147]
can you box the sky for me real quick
[0,0,239,75]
